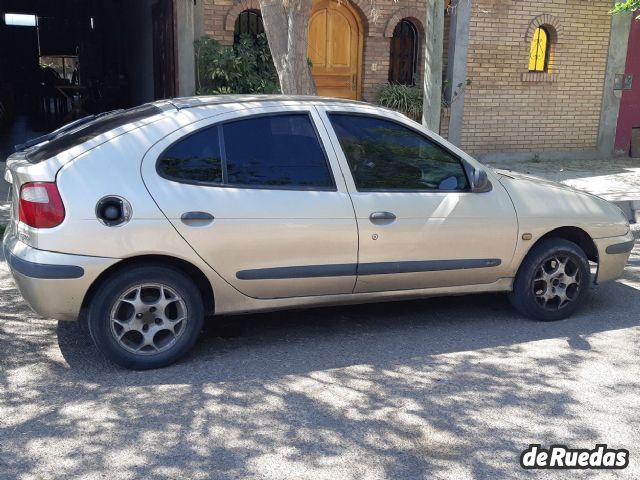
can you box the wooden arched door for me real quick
[308,0,363,99]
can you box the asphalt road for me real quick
[1,238,639,479]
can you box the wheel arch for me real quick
[81,255,215,316]
[532,226,598,262]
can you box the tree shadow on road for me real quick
[1,257,639,479]
[53,278,640,384]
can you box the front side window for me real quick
[329,114,469,191]
[157,126,223,184]
[222,114,334,188]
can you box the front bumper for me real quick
[2,233,118,320]
[594,230,635,284]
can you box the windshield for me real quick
[25,104,163,163]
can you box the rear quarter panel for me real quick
[36,113,206,263]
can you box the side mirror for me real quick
[471,168,492,193]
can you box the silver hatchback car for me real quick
[3,96,634,369]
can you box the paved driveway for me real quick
[1,240,639,479]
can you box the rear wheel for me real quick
[509,238,590,321]
[88,265,204,369]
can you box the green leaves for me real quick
[610,0,640,18]
[194,34,280,95]
[376,83,423,121]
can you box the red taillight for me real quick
[19,182,65,228]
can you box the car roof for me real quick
[163,94,370,110]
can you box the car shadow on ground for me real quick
[51,276,640,385]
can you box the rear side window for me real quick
[26,105,162,163]
[222,114,333,188]
[158,113,335,190]
[157,126,223,184]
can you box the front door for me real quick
[308,0,362,99]
[318,106,519,293]
[142,106,358,299]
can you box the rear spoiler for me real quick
[14,116,96,152]
[13,110,124,152]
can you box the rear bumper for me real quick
[594,230,635,284]
[2,233,118,320]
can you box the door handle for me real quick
[369,211,396,223]
[181,211,214,226]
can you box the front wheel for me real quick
[509,238,590,321]
[88,265,205,369]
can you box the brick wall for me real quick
[202,0,237,45]
[461,0,612,155]
[201,0,435,103]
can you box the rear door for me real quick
[141,106,358,299]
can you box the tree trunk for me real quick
[422,0,444,132]
[260,0,317,95]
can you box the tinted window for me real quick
[158,126,223,183]
[222,114,333,188]
[27,105,162,163]
[329,114,469,191]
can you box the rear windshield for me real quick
[26,105,163,163]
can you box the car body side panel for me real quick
[346,189,519,292]
[497,174,630,276]
[212,278,514,315]
[34,116,208,261]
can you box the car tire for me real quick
[87,265,205,369]
[509,238,590,321]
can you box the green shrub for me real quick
[195,34,280,95]
[376,83,423,121]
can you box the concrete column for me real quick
[422,0,445,132]
[597,12,632,156]
[446,0,471,147]
[175,0,196,97]
[194,0,205,39]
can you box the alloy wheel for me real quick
[109,283,188,355]
[532,255,581,311]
